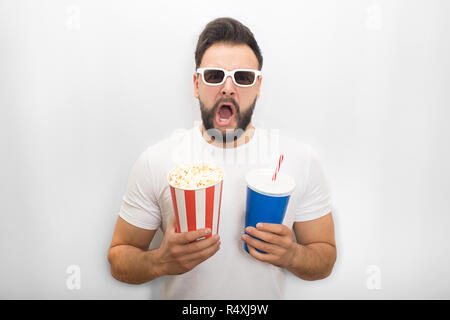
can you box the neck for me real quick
[200,123,255,149]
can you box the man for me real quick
[107,17,336,299]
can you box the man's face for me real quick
[194,43,262,143]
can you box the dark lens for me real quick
[234,71,255,85]
[203,69,225,84]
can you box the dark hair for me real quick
[195,17,263,70]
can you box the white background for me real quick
[1,0,449,299]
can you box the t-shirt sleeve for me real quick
[295,146,333,222]
[118,149,162,230]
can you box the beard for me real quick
[199,96,256,144]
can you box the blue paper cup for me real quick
[244,168,295,254]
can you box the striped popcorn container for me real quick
[167,163,224,238]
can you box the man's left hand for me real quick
[241,223,297,268]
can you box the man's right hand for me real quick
[154,218,221,276]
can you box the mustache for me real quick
[213,97,240,114]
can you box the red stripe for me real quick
[217,180,223,234]
[170,186,181,233]
[205,185,215,239]
[184,190,196,232]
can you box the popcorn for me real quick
[168,163,224,190]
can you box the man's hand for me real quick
[155,218,221,276]
[241,223,296,268]
[241,214,337,281]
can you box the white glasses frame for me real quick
[196,67,262,87]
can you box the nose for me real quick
[221,75,236,96]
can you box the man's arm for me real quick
[241,212,336,281]
[107,217,221,285]
[287,213,336,280]
[107,217,160,284]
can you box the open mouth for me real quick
[215,103,236,127]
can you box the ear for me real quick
[256,75,262,99]
[193,72,199,99]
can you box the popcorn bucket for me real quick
[168,164,224,238]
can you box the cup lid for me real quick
[245,168,295,197]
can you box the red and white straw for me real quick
[272,154,284,181]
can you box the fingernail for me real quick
[256,223,263,228]
[205,228,211,235]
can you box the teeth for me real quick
[219,118,227,122]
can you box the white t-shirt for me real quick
[118,123,333,299]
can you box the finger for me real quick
[167,217,178,234]
[256,223,290,236]
[183,234,220,254]
[241,234,282,256]
[177,227,212,244]
[245,226,283,246]
[182,236,221,264]
[247,244,275,263]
